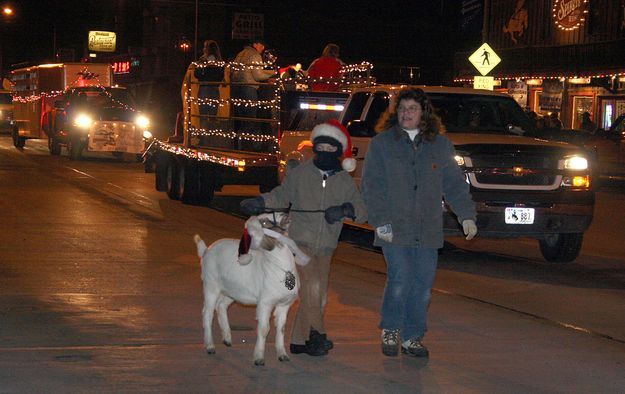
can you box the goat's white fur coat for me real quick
[194,212,306,366]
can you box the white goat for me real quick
[194,211,309,366]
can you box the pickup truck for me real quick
[279,85,595,263]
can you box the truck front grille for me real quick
[467,153,561,190]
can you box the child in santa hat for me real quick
[241,119,366,356]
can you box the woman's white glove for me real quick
[462,220,477,240]
[375,224,393,243]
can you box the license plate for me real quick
[505,207,535,224]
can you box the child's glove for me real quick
[375,224,393,243]
[324,202,355,224]
[240,196,265,215]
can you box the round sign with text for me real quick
[552,0,589,30]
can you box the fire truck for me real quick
[145,59,371,205]
[10,63,150,159]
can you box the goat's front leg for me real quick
[216,296,234,346]
[274,303,291,362]
[253,302,272,366]
[202,290,220,354]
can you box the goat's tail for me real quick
[193,234,208,258]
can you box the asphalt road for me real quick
[1,136,625,393]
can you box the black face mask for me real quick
[313,151,341,171]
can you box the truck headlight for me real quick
[454,155,465,166]
[142,130,153,139]
[74,113,93,129]
[135,115,150,129]
[563,156,588,170]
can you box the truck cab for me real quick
[279,85,595,263]
[45,86,150,159]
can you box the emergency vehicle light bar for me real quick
[299,103,344,112]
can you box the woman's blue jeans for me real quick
[380,245,438,341]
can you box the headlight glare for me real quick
[74,113,93,129]
[454,155,465,166]
[564,156,588,170]
[135,115,150,129]
[142,130,153,139]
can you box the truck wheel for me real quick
[12,127,26,148]
[196,164,216,205]
[154,154,169,191]
[181,162,201,204]
[166,158,183,200]
[68,137,83,161]
[48,137,61,155]
[539,233,583,263]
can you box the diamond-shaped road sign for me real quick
[468,43,501,76]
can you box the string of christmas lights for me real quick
[154,139,276,167]
[188,96,279,109]
[189,126,279,144]
[453,71,625,84]
[11,65,139,113]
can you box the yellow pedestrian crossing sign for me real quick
[468,43,501,76]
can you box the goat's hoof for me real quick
[278,355,290,362]
[254,359,265,366]
[223,340,232,347]
[206,347,216,355]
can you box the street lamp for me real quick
[1,4,15,76]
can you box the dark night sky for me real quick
[1,1,481,84]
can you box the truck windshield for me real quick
[70,88,134,108]
[429,93,536,135]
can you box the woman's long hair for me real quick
[203,40,222,61]
[321,43,340,58]
[375,88,444,141]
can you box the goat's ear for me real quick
[245,216,264,250]
[280,213,291,229]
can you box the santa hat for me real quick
[237,216,265,265]
[310,119,356,172]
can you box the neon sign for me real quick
[112,61,131,74]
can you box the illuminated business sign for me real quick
[232,13,264,40]
[552,0,589,31]
[88,31,117,52]
[112,61,131,74]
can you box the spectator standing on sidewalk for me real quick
[240,120,366,357]
[361,87,477,358]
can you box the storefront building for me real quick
[454,0,625,130]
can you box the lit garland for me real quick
[188,96,279,109]
[453,70,625,83]
[10,65,139,112]
[189,126,279,144]
[154,139,276,167]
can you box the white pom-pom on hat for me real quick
[310,119,356,172]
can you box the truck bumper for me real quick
[444,189,594,238]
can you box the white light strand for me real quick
[189,126,279,144]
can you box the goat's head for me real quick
[239,211,291,265]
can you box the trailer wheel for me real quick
[166,158,183,200]
[154,154,169,191]
[181,162,201,204]
[539,233,583,263]
[196,164,216,205]
[48,137,61,156]
[12,127,25,148]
